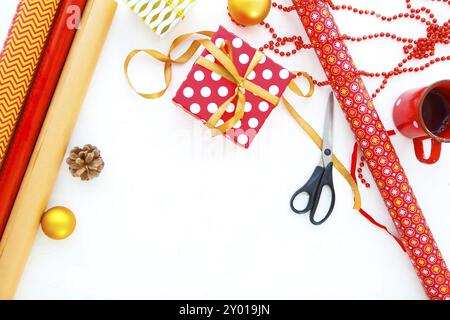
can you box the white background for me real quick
[0,0,449,300]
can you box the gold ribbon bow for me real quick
[124,31,361,211]
[196,40,279,134]
[124,31,313,135]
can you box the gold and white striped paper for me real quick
[124,0,197,37]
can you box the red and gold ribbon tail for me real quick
[350,142,405,251]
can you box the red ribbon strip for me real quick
[350,131,406,252]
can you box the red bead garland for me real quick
[357,156,371,189]
[242,0,450,98]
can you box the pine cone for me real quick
[66,144,105,181]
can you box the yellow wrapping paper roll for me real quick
[0,0,117,299]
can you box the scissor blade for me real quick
[321,92,334,167]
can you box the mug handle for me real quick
[413,137,442,164]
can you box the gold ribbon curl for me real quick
[124,31,361,210]
[125,31,309,134]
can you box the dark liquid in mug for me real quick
[422,90,450,135]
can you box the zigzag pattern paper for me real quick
[0,0,61,168]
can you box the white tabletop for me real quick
[1,0,449,300]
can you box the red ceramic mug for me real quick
[393,80,450,164]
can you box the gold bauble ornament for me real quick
[228,0,272,26]
[41,206,76,240]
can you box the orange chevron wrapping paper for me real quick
[0,0,61,168]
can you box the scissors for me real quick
[290,92,336,226]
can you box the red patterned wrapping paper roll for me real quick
[0,0,61,169]
[0,0,87,238]
[292,0,450,299]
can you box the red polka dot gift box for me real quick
[173,26,295,148]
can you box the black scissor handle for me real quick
[309,163,336,225]
[290,166,324,214]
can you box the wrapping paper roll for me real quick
[0,0,88,239]
[291,0,450,299]
[0,0,117,299]
[0,0,62,168]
